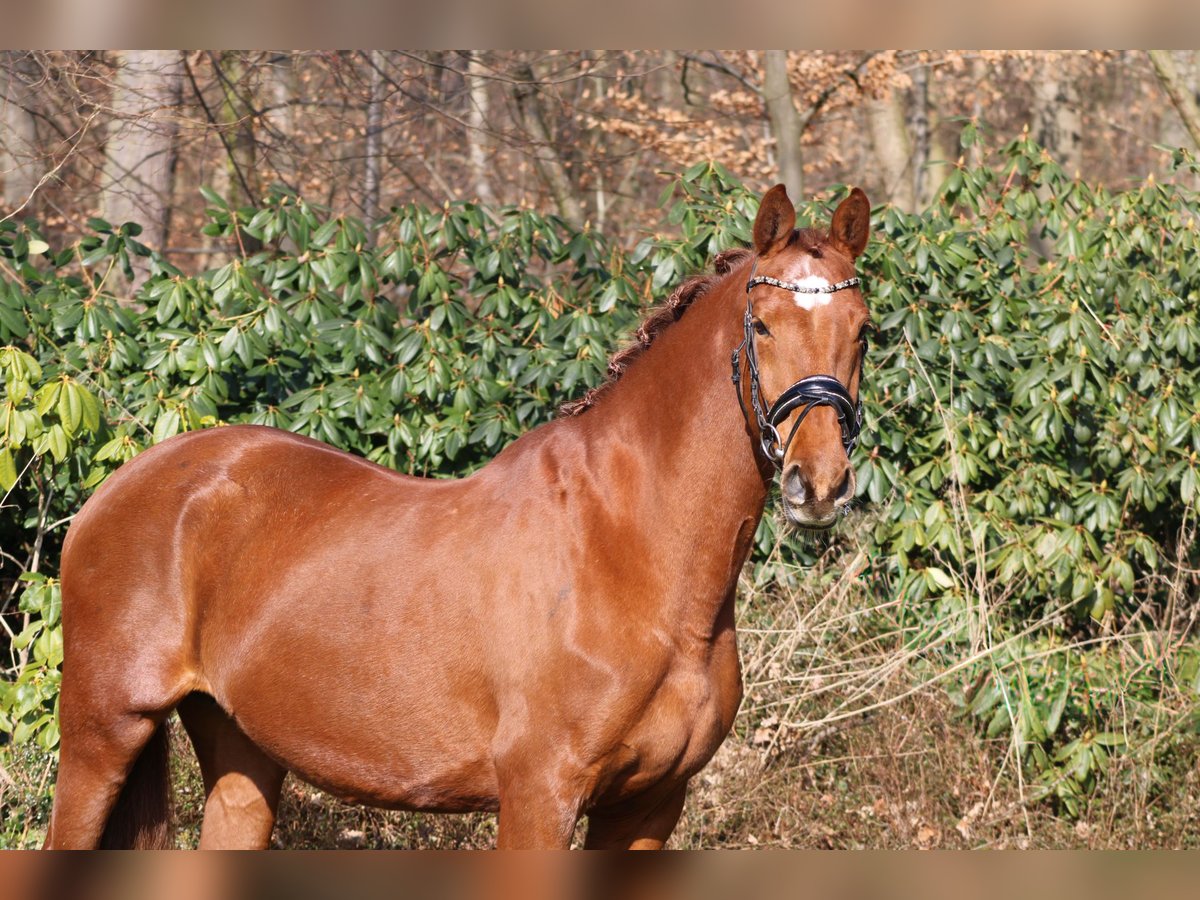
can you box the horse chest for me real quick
[600,646,742,799]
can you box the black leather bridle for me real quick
[730,261,865,469]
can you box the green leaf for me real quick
[78,387,101,433]
[152,409,182,444]
[926,566,954,590]
[0,447,16,491]
[48,423,68,462]
[35,381,61,416]
[1045,672,1070,737]
[58,381,82,436]
[312,218,340,246]
[199,185,228,208]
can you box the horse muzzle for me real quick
[781,459,855,529]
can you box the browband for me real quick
[746,273,861,295]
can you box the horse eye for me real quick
[753,318,771,336]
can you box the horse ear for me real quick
[753,184,796,257]
[830,187,870,259]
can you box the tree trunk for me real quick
[760,51,804,199]
[922,65,952,207]
[266,53,296,134]
[911,63,930,206]
[1149,49,1200,151]
[1,52,40,212]
[912,61,952,208]
[659,50,684,110]
[210,53,264,255]
[1032,55,1083,177]
[363,50,385,224]
[464,52,497,208]
[589,52,608,231]
[866,86,915,212]
[102,50,184,269]
[512,62,584,228]
[969,57,986,170]
[261,51,299,175]
[216,53,260,210]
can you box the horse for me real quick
[43,183,871,849]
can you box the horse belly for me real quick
[197,573,503,812]
[212,660,502,812]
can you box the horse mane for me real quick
[559,246,755,417]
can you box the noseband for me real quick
[730,262,864,469]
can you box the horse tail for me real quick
[99,722,173,849]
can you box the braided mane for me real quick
[559,247,753,417]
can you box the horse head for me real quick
[736,184,871,529]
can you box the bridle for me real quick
[730,260,865,469]
[731,262,865,468]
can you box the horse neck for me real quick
[575,275,769,620]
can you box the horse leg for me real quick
[583,782,689,850]
[494,770,581,849]
[43,709,167,849]
[177,693,286,850]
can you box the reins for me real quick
[730,260,865,469]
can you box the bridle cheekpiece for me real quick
[731,260,865,469]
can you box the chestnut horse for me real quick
[44,184,871,849]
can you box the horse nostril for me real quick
[783,465,807,505]
[834,467,855,506]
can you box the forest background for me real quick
[6,52,1200,249]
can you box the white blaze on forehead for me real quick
[790,276,833,309]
